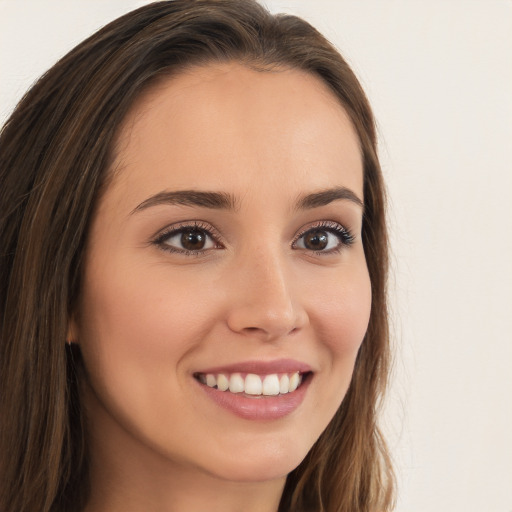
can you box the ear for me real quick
[66,313,79,344]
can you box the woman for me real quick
[0,1,394,511]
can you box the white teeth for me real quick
[229,373,244,393]
[245,373,263,395]
[289,372,300,392]
[199,371,306,395]
[279,374,290,394]
[217,373,229,391]
[206,374,216,387]
[262,374,280,396]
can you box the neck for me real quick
[86,464,285,512]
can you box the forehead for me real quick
[109,62,363,208]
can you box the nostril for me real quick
[226,298,308,339]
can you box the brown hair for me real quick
[0,1,394,511]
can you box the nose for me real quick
[225,249,308,341]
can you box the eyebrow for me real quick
[131,186,363,215]
[131,190,238,214]
[295,187,364,211]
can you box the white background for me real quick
[1,1,511,511]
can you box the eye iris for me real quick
[181,229,206,250]
[304,230,328,250]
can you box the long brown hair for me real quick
[0,1,394,511]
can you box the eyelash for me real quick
[292,221,355,254]
[152,220,355,256]
[152,221,223,256]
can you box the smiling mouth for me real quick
[194,371,311,397]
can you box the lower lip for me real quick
[196,374,312,420]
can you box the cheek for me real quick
[305,259,372,407]
[311,263,372,355]
[76,260,218,403]
[76,260,230,460]
[81,258,214,341]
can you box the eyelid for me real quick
[292,220,355,253]
[150,219,355,256]
[151,220,224,254]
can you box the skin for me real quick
[71,62,371,512]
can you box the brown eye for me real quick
[302,230,328,250]
[158,226,216,253]
[181,229,207,250]
[294,223,355,253]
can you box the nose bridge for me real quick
[226,241,306,339]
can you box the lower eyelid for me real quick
[151,226,221,255]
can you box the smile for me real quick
[195,371,304,396]
[193,359,313,420]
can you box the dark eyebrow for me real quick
[295,187,364,211]
[131,190,238,214]
[131,186,362,215]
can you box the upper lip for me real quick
[195,358,313,375]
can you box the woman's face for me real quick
[73,62,371,483]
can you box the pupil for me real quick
[305,230,328,250]
[181,230,205,250]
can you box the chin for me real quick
[199,439,309,483]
